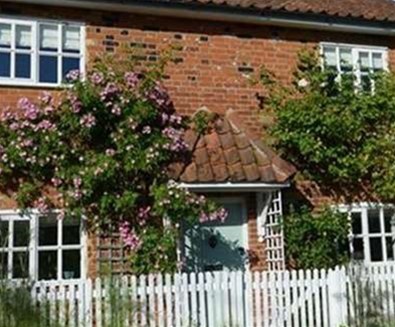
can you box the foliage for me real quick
[283,207,350,269]
[0,60,227,274]
[0,282,57,327]
[265,49,395,201]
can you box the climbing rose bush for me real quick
[0,64,227,274]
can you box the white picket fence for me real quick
[19,263,395,326]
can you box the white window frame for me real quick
[0,16,85,88]
[338,203,395,264]
[320,42,388,91]
[0,210,87,280]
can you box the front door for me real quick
[184,198,248,272]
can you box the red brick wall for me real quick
[1,2,395,273]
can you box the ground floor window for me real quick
[339,205,395,263]
[0,211,85,280]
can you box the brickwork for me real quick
[1,1,395,274]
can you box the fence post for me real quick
[328,267,348,326]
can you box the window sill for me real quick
[0,80,68,89]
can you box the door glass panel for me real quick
[39,250,57,280]
[39,217,57,246]
[62,250,80,279]
[368,209,381,233]
[12,251,29,278]
[370,237,383,262]
[13,221,29,247]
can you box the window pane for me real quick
[323,46,337,68]
[62,57,80,81]
[0,23,11,48]
[372,53,384,71]
[0,53,11,77]
[0,221,8,247]
[384,208,394,233]
[0,252,8,277]
[39,55,58,83]
[40,24,58,51]
[12,252,29,278]
[386,237,394,261]
[62,250,80,279]
[13,221,29,247]
[39,217,57,246]
[39,250,57,280]
[359,52,370,72]
[368,209,381,233]
[361,75,371,92]
[63,220,80,245]
[15,53,31,78]
[63,26,80,53]
[340,48,352,72]
[352,238,364,260]
[16,25,31,49]
[370,237,383,262]
[351,212,362,235]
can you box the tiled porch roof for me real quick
[178,109,296,184]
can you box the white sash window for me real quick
[0,17,84,86]
[0,212,86,280]
[321,43,388,92]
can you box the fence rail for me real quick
[5,263,395,327]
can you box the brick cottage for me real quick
[0,0,395,280]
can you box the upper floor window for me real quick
[339,204,395,264]
[321,43,388,91]
[0,17,84,87]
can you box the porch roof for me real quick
[173,108,296,185]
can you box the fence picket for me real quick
[206,272,215,327]
[283,270,292,326]
[235,270,244,327]
[229,271,238,327]
[148,274,156,327]
[139,274,148,326]
[254,271,262,327]
[165,274,173,327]
[190,272,198,326]
[181,272,190,327]
[157,274,165,327]
[290,270,299,327]
[222,271,230,327]
[198,272,207,327]
[262,272,269,327]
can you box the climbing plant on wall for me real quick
[0,58,227,274]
